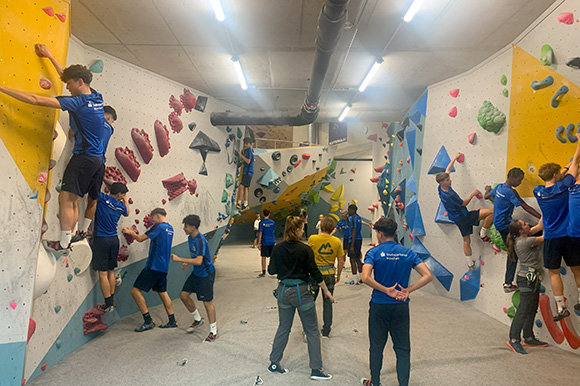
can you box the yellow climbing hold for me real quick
[330,184,344,201]
[339,199,346,208]
[328,213,340,222]
[321,184,335,193]
[329,204,339,212]
[383,189,388,195]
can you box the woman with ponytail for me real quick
[506,218,547,355]
[266,216,334,380]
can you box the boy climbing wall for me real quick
[236,137,254,210]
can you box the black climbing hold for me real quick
[272,151,281,161]
[188,122,197,131]
[226,126,232,133]
[378,137,382,142]
[396,128,405,142]
[282,171,286,177]
[316,167,320,171]
[401,117,410,128]
[194,96,208,112]
[260,167,265,171]
[416,148,423,156]
[254,188,264,198]
[566,57,580,70]
[349,178,354,182]
[416,123,423,131]
[259,196,266,203]
[382,144,386,148]
[289,154,299,165]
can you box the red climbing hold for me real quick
[397,168,401,173]
[162,199,167,205]
[370,176,380,183]
[464,275,470,281]
[123,225,139,245]
[41,363,47,371]
[83,306,108,335]
[368,206,375,212]
[406,156,410,164]
[374,165,384,173]
[502,307,508,313]
[27,318,36,343]
[39,78,52,90]
[42,7,54,17]
[55,13,66,23]
[351,168,356,174]
[187,178,197,195]
[180,89,197,112]
[373,202,379,209]
[131,128,154,164]
[456,153,465,163]
[117,245,129,262]
[162,173,190,201]
[128,198,133,204]
[115,147,141,182]
[399,142,403,147]
[169,95,183,115]
[154,120,171,157]
[398,160,403,166]
[409,232,413,241]
[367,134,378,142]
[468,132,476,144]
[557,12,574,24]
[370,242,376,247]
[448,106,457,118]
[302,153,311,160]
[168,111,183,134]
[143,215,153,229]
[135,209,140,215]
[475,193,483,199]
[449,89,460,98]
[134,219,140,224]
[294,159,302,168]
[393,185,402,194]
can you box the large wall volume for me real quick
[0,1,70,385]
[414,0,579,353]
[22,36,243,384]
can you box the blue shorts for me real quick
[182,272,215,301]
[91,236,119,271]
[455,210,480,237]
[241,174,252,188]
[133,269,167,293]
[261,244,274,257]
[544,237,579,269]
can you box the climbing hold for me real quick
[154,120,171,157]
[180,89,197,113]
[321,185,334,193]
[55,339,62,349]
[29,190,39,200]
[289,154,298,165]
[456,153,465,163]
[531,75,554,90]
[54,305,61,313]
[330,204,339,212]
[162,173,192,201]
[259,196,266,203]
[273,187,280,194]
[38,172,48,183]
[535,320,543,328]
[168,111,183,133]
[367,134,378,142]
[350,168,356,174]
[169,95,183,115]
[302,153,311,160]
[399,142,403,147]
[282,171,287,177]
[396,168,401,173]
[468,132,476,144]
[540,44,553,66]
[10,302,17,310]
[236,127,243,139]
[272,151,281,161]
[115,147,141,182]
[374,165,385,173]
[502,89,508,98]
[556,126,567,143]
[188,122,197,131]
[477,101,506,134]
[221,190,228,203]
[340,168,347,174]
[41,363,47,371]
[89,60,104,73]
[449,89,460,98]
[398,160,403,166]
[370,176,380,183]
[39,78,52,90]
[566,57,580,69]
[561,266,567,275]
[428,146,455,174]
[557,12,574,24]
[286,166,293,173]
[74,267,81,275]
[293,159,302,168]
[42,6,55,16]
[448,107,457,118]
[551,86,569,108]
[330,185,344,201]
[416,148,422,156]
[500,74,507,85]
[55,13,66,23]
[225,173,234,188]
[131,128,154,164]
[67,274,73,282]
[566,123,578,143]
[503,307,508,313]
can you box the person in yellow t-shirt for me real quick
[308,217,345,338]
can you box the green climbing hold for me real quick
[502,89,509,98]
[540,44,553,66]
[54,305,61,313]
[511,290,520,309]
[308,189,320,204]
[55,339,62,349]
[506,306,516,318]
[489,224,507,251]
[477,101,506,134]
[231,205,241,217]
[500,74,507,86]
[225,204,231,217]
[225,173,234,188]
[237,127,243,139]
[55,179,63,193]
[221,190,228,203]
[327,159,337,175]
[89,59,104,73]
[67,274,73,282]
[74,267,80,275]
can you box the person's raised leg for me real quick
[369,302,389,386]
[390,304,411,386]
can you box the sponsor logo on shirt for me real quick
[318,243,334,255]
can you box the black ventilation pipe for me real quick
[210,0,349,127]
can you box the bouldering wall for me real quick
[415,0,579,353]
[23,36,243,383]
[0,2,70,385]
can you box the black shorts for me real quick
[498,228,509,243]
[261,244,274,257]
[241,174,252,188]
[569,237,580,266]
[61,154,104,199]
[348,239,363,259]
[133,269,167,293]
[544,237,579,269]
[91,236,119,271]
[182,271,215,301]
[343,238,350,252]
[455,210,480,237]
[254,230,259,238]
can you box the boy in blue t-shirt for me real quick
[534,134,580,320]
[346,204,372,284]
[484,168,541,292]
[236,137,254,210]
[123,208,176,332]
[361,217,433,386]
[333,210,352,254]
[92,183,129,312]
[436,152,493,269]
[257,209,276,277]
[172,215,218,343]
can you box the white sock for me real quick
[60,231,72,247]
[465,255,474,267]
[80,218,92,233]
[210,322,217,335]
[555,296,565,312]
[479,227,489,238]
[191,309,202,322]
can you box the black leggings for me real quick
[509,276,540,341]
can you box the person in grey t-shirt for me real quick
[505,219,547,354]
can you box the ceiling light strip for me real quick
[358,59,383,92]
[211,0,225,21]
[403,0,425,22]
[338,104,352,122]
[232,57,248,90]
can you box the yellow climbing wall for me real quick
[507,45,580,197]
[0,0,70,205]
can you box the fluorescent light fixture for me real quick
[231,57,248,90]
[338,104,352,122]
[211,0,225,21]
[403,0,425,22]
[358,59,383,92]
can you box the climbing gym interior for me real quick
[1,0,579,385]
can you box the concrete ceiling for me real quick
[71,0,557,123]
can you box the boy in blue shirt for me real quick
[361,217,433,386]
[436,152,493,269]
[123,208,176,332]
[236,137,254,210]
[333,210,352,255]
[534,134,580,320]
[569,163,580,314]
[172,215,218,343]
[485,168,541,292]
[1,44,108,256]
[257,209,276,278]
[346,204,372,284]
[92,183,129,312]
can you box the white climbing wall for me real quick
[24,36,242,379]
[416,0,580,353]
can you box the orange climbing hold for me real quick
[42,7,54,16]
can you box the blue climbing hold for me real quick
[411,237,430,260]
[460,265,481,301]
[428,146,455,175]
[406,174,416,194]
[423,255,453,291]
[535,320,543,328]
[566,123,578,143]
[540,284,546,293]
[67,274,73,282]
[413,203,426,236]
[551,85,568,108]
[74,267,81,275]
[89,59,104,73]
[556,126,567,143]
[561,266,567,275]
[406,125,416,168]
[531,75,553,90]
[29,190,39,200]
[434,202,454,224]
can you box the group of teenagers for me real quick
[436,136,580,355]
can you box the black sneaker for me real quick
[70,230,88,243]
[42,239,70,256]
[361,379,381,386]
[159,321,178,328]
[134,322,155,332]
[311,368,332,380]
[267,362,288,374]
[321,330,329,339]
[506,340,527,355]
[523,338,548,347]
[503,284,518,293]
[257,272,266,278]
[481,235,491,243]
[553,308,571,322]
[204,332,217,343]
[186,319,204,333]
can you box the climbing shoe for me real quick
[506,340,527,355]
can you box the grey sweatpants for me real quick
[269,282,322,370]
